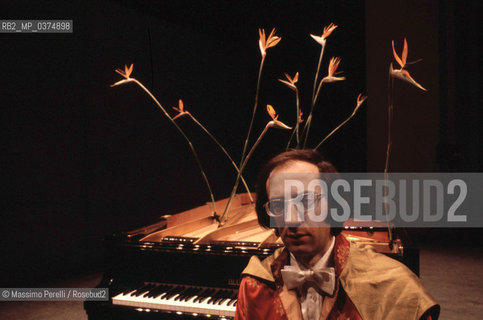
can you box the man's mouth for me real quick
[286,232,309,240]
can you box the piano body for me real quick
[84,193,418,319]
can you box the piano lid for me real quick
[131,193,401,255]
[140,193,281,249]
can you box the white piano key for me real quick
[112,284,237,318]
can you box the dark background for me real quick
[1,0,481,287]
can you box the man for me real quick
[235,149,439,320]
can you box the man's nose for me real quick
[283,203,305,227]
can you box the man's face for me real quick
[267,160,332,267]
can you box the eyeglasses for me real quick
[263,192,324,218]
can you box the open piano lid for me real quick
[132,193,406,257]
[138,193,280,249]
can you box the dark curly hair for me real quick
[255,149,341,235]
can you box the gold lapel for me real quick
[318,235,350,320]
[241,255,275,283]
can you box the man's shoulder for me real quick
[241,247,285,283]
[341,242,439,320]
[346,242,417,278]
[343,241,429,298]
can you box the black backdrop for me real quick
[1,0,481,287]
[1,0,366,286]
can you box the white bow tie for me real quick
[281,265,336,296]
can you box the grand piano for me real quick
[84,193,418,319]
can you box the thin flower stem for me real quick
[219,56,266,224]
[313,77,326,106]
[313,106,361,150]
[302,115,312,148]
[384,79,394,176]
[187,113,253,202]
[302,110,315,149]
[295,89,301,148]
[384,69,394,242]
[241,125,270,172]
[303,43,326,148]
[311,43,326,106]
[301,114,310,140]
[286,126,296,151]
[305,73,333,148]
[286,88,300,150]
[240,57,265,166]
[130,78,217,218]
[219,124,271,224]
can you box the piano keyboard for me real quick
[112,283,238,318]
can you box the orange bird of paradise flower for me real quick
[259,28,281,58]
[298,109,304,124]
[116,64,133,78]
[278,72,299,91]
[355,93,367,112]
[267,104,292,130]
[391,38,427,91]
[111,64,134,87]
[267,104,278,120]
[310,23,338,46]
[172,99,190,120]
[322,57,346,83]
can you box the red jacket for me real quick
[235,234,439,320]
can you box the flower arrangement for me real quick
[111,24,425,227]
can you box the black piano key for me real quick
[217,290,231,305]
[196,288,215,303]
[152,284,172,299]
[174,287,187,301]
[144,284,165,298]
[173,287,191,301]
[212,289,225,304]
[220,290,234,305]
[141,284,160,298]
[153,284,171,297]
[129,284,152,297]
[121,287,137,295]
[163,285,185,300]
[186,287,200,299]
[158,285,179,299]
[127,284,147,296]
[212,289,228,305]
[229,291,238,300]
[181,287,200,301]
[227,291,238,306]
[184,287,203,302]
[207,288,221,304]
[135,284,157,297]
[190,290,202,303]
[212,289,224,304]
[218,289,231,303]
[192,288,211,303]
[204,288,218,304]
